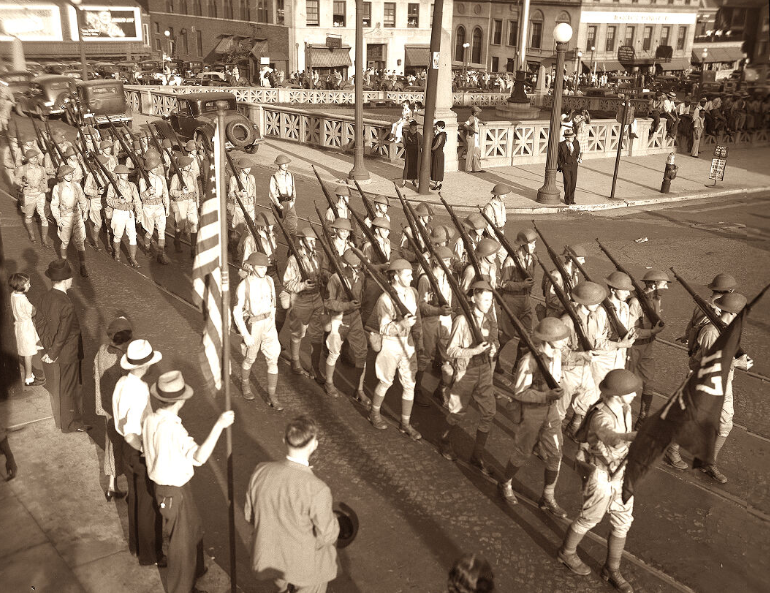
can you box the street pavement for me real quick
[1,113,769,593]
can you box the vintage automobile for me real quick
[14,75,77,118]
[184,71,229,87]
[74,79,131,127]
[0,71,34,107]
[155,91,263,153]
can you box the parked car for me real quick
[154,91,263,153]
[15,75,77,118]
[184,72,229,87]
[75,79,131,127]
[0,71,34,107]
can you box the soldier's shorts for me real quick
[111,210,137,244]
[562,361,599,419]
[227,201,255,231]
[87,197,103,228]
[243,316,280,374]
[375,335,416,397]
[327,313,367,367]
[288,292,324,343]
[572,467,634,538]
[447,362,496,432]
[507,401,562,470]
[58,211,86,249]
[171,199,199,233]
[141,203,167,236]
[22,192,47,220]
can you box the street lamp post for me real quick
[348,0,369,180]
[69,0,87,81]
[304,39,313,89]
[164,30,174,60]
[536,22,572,205]
[462,42,470,87]
[591,45,596,82]
[700,48,708,84]
[575,49,582,90]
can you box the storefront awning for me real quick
[659,58,691,71]
[595,60,625,72]
[308,46,352,69]
[212,35,250,55]
[692,47,745,63]
[404,45,430,67]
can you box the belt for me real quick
[298,289,319,296]
[506,288,531,296]
[172,195,194,202]
[634,337,654,346]
[249,312,271,323]
[142,198,163,206]
[110,202,133,211]
[467,353,489,368]
[512,399,549,408]
[278,195,294,203]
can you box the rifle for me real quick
[534,255,593,352]
[477,207,531,280]
[596,239,664,328]
[167,125,187,155]
[311,165,338,220]
[440,194,483,283]
[106,116,151,188]
[223,150,260,244]
[313,203,356,302]
[353,179,377,221]
[565,246,630,338]
[492,288,559,389]
[12,118,23,166]
[90,149,121,197]
[670,267,746,358]
[271,203,309,281]
[149,123,188,191]
[30,119,58,169]
[393,184,426,258]
[44,119,66,166]
[349,207,388,264]
[72,143,102,191]
[533,221,573,293]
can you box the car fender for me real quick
[152,119,175,139]
[194,122,216,143]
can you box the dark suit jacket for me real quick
[35,288,83,364]
[557,139,581,171]
[245,459,339,586]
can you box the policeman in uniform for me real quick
[558,369,640,593]
[51,165,89,277]
[234,252,283,410]
[15,149,51,247]
[370,259,422,441]
[107,164,142,267]
[283,227,326,380]
[499,317,570,517]
[138,154,170,264]
[227,157,257,250]
[268,155,297,240]
[169,155,199,259]
[541,246,585,320]
[440,281,497,472]
[325,185,351,224]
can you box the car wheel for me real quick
[225,120,254,148]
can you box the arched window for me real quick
[455,26,466,62]
[208,0,218,17]
[471,27,482,63]
[530,10,544,49]
[556,11,570,25]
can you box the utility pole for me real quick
[418,0,445,194]
[348,0,369,180]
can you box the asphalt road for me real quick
[2,114,769,593]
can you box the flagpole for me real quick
[215,100,237,593]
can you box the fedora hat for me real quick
[334,502,359,549]
[563,127,575,137]
[121,339,162,370]
[45,259,73,281]
[151,370,194,402]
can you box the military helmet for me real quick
[178,155,193,167]
[63,147,76,158]
[414,202,433,217]
[342,249,361,267]
[334,184,350,197]
[714,292,747,314]
[600,369,641,396]
[161,138,173,149]
[236,156,253,169]
[387,258,412,272]
[245,252,269,267]
[471,280,493,292]
[491,183,512,196]
[431,224,454,243]
[297,227,317,239]
[25,149,40,159]
[114,164,131,175]
[477,238,500,257]
[256,212,276,227]
[185,140,197,151]
[99,140,113,149]
[331,218,353,231]
[275,154,291,165]
[95,154,109,164]
[708,273,737,292]
[57,165,75,178]
[374,195,390,206]
[564,245,587,258]
[534,317,570,342]
[516,228,537,244]
[605,271,634,291]
[144,155,162,170]
[572,281,606,306]
[372,217,391,230]
[434,246,453,260]
[465,213,486,231]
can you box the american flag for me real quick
[192,129,224,390]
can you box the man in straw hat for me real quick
[36,259,89,433]
[106,164,142,266]
[169,154,199,260]
[144,370,235,593]
[268,154,298,239]
[14,148,51,247]
[112,339,165,567]
[51,165,89,277]
[557,127,581,205]
[139,152,171,264]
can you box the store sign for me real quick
[68,6,142,41]
[0,5,63,41]
[326,35,342,49]
[618,46,635,62]
[581,11,697,25]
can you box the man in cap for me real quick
[284,227,326,380]
[662,91,679,139]
[499,317,570,516]
[245,415,339,593]
[169,154,199,259]
[483,184,511,238]
[541,245,584,320]
[35,259,89,433]
[139,152,171,264]
[83,154,109,251]
[144,371,235,593]
[228,156,258,249]
[269,154,298,239]
[234,252,284,410]
[369,258,423,440]
[15,149,51,247]
[112,339,164,567]
[440,280,497,472]
[557,369,640,593]
[325,185,351,223]
[666,293,752,481]
[463,106,485,173]
[51,165,89,277]
[106,164,142,267]
[416,245,455,407]
[627,271,667,430]
[323,249,369,402]
[557,127,581,205]
[679,273,736,355]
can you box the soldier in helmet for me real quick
[679,273,737,355]
[453,213,486,273]
[460,237,500,294]
[62,147,85,185]
[184,139,203,196]
[83,154,109,251]
[400,202,433,266]
[228,156,257,251]
[482,183,511,237]
[369,259,423,440]
[51,165,89,277]
[234,252,283,410]
[665,293,752,482]
[627,270,667,430]
[360,216,394,325]
[439,280,497,471]
[99,139,118,172]
[604,272,637,371]
[15,149,52,247]
[364,195,390,228]
[499,317,570,517]
[327,218,354,258]
[106,164,142,267]
[268,154,297,239]
[325,185,351,224]
[283,227,326,381]
[558,369,639,593]
[44,130,74,176]
[541,245,584,320]
[430,224,455,249]
[139,153,171,264]
[169,155,199,259]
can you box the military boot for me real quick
[77,250,88,278]
[128,244,140,268]
[89,225,102,251]
[41,225,52,248]
[240,367,255,401]
[174,230,183,252]
[157,241,171,265]
[664,444,688,471]
[369,408,388,430]
[143,233,153,254]
[558,527,591,576]
[23,219,36,243]
[113,241,122,262]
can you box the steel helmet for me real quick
[387,258,412,272]
[99,140,113,149]
[331,218,353,231]
[491,183,513,196]
[605,271,634,291]
[414,202,433,217]
[256,212,276,227]
[334,185,350,197]
[374,195,390,206]
[516,229,537,244]
[245,252,269,267]
[274,154,290,165]
[178,155,193,167]
[57,165,75,178]
[185,140,197,151]
[642,270,669,283]
[297,227,317,239]
[564,245,587,258]
[476,238,501,257]
[342,249,361,267]
[572,281,606,306]
[434,246,453,260]
[708,273,737,292]
[714,292,747,314]
[533,317,570,342]
[471,280,493,292]
[372,217,391,230]
[466,213,486,230]
[113,164,131,175]
[144,155,162,170]
[599,369,641,396]
[63,147,76,158]
[431,225,454,243]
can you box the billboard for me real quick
[67,5,142,41]
[0,5,63,41]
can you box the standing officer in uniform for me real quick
[169,155,199,260]
[143,371,235,593]
[558,369,640,593]
[139,154,171,264]
[499,317,570,518]
[439,281,497,473]
[269,155,298,240]
[15,149,51,247]
[234,252,284,410]
[107,164,143,267]
[557,127,581,205]
[51,165,89,277]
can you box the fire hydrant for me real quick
[660,152,678,193]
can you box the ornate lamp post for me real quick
[348,0,369,180]
[536,22,572,205]
[164,29,174,60]
[462,42,470,87]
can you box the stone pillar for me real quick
[10,36,26,71]
[435,1,459,173]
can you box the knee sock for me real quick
[713,434,728,463]
[605,534,626,571]
[562,526,586,555]
[400,398,414,425]
[371,385,387,411]
[267,372,278,396]
[544,468,559,498]
[504,461,521,484]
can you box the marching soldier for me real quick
[268,155,297,240]
[680,273,736,354]
[369,259,422,441]
[15,149,51,247]
[233,252,283,410]
[400,203,432,265]
[100,140,118,171]
[439,280,497,471]
[499,317,570,518]
[184,139,204,197]
[558,369,640,593]
[416,245,455,407]
[460,237,500,293]
[364,195,390,227]
[482,183,511,237]
[51,165,89,277]
[227,157,257,249]
[430,225,454,249]
[325,185,351,224]
[107,164,142,267]
[541,246,584,319]
[360,216,394,326]
[323,250,368,402]
[605,272,637,371]
[452,213,485,273]
[169,155,199,259]
[83,155,108,251]
[83,126,101,152]
[139,154,171,265]
[61,147,85,184]
[283,227,326,381]
[43,130,74,176]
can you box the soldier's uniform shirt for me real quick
[542,267,580,318]
[83,171,106,227]
[460,257,498,293]
[139,173,169,235]
[325,271,367,367]
[684,294,718,355]
[169,170,199,233]
[606,298,633,370]
[452,234,482,274]
[15,162,48,219]
[283,248,325,344]
[374,286,421,397]
[227,172,257,230]
[325,202,349,224]
[107,180,142,244]
[51,180,88,249]
[234,274,280,373]
[417,272,453,372]
[482,197,506,235]
[499,248,535,347]
[360,238,393,326]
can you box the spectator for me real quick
[0,84,15,133]
[9,272,45,387]
[691,98,706,158]
[431,120,447,191]
[463,106,484,173]
[648,92,665,138]
[401,120,422,189]
[446,554,495,593]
